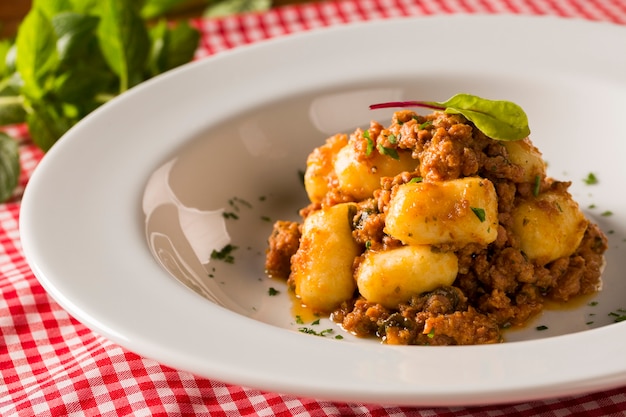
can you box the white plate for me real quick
[20,15,626,407]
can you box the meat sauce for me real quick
[265,109,608,345]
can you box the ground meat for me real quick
[265,221,301,279]
[547,222,607,301]
[267,110,608,346]
[335,287,501,345]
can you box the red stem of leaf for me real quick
[369,101,445,111]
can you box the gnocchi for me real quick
[266,106,607,346]
[334,139,419,201]
[502,138,546,183]
[511,191,588,265]
[290,202,359,312]
[356,245,458,309]
[385,177,498,247]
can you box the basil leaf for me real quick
[204,0,271,17]
[141,0,188,19]
[370,93,530,141]
[97,0,150,92]
[0,78,26,125]
[34,0,74,18]
[15,8,59,99]
[2,44,17,76]
[52,12,101,66]
[148,20,200,76]
[429,94,530,141]
[0,132,20,202]
[26,99,74,151]
[164,21,200,70]
[50,12,116,106]
[53,67,114,111]
[69,0,101,14]
[147,20,169,76]
[0,40,12,77]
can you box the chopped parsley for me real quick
[601,211,613,217]
[377,144,399,160]
[268,287,279,296]
[609,309,626,323]
[533,175,541,197]
[387,134,397,144]
[364,130,374,156]
[298,327,335,337]
[536,325,549,331]
[471,207,486,222]
[210,244,238,264]
[409,176,423,184]
[228,196,252,211]
[583,172,598,185]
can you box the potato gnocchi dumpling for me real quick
[334,136,419,201]
[512,191,588,265]
[356,245,458,309]
[266,108,607,346]
[385,177,498,247]
[290,202,359,312]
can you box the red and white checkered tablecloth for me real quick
[2,0,626,416]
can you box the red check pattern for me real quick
[2,1,626,416]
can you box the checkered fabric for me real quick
[2,1,626,416]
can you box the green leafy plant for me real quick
[370,93,531,141]
[0,0,201,201]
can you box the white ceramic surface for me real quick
[20,15,626,407]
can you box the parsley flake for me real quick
[364,130,374,156]
[377,144,400,160]
[583,173,598,185]
[471,207,486,222]
[210,244,238,264]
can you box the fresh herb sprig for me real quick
[370,93,530,142]
[0,0,201,201]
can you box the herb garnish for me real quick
[536,325,549,331]
[268,287,279,296]
[0,0,201,201]
[298,327,335,337]
[210,244,238,264]
[533,175,541,197]
[363,129,374,156]
[583,172,599,185]
[377,144,399,160]
[609,309,626,323]
[370,93,530,141]
[471,207,486,222]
